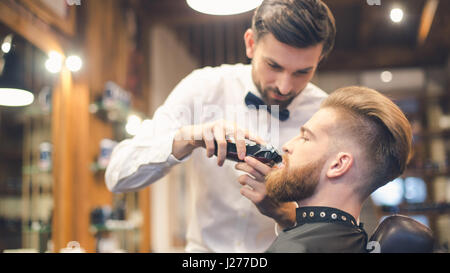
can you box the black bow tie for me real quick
[245,92,290,121]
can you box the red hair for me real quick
[321,86,413,198]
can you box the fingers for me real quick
[249,134,267,146]
[199,119,266,166]
[237,174,265,192]
[240,186,259,204]
[234,127,247,161]
[238,174,265,204]
[213,123,227,166]
[244,156,273,176]
[242,129,267,146]
[202,123,215,158]
[235,162,265,181]
[233,124,267,160]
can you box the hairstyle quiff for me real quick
[252,0,336,58]
[321,86,413,198]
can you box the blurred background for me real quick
[0,0,449,253]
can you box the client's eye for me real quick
[300,136,309,142]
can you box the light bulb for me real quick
[1,42,11,54]
[45,51,64,73]
[1,34,13,53]
[380,71,393,83]
[390,8,404,23]
[66,55,83,72]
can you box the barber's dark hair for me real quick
[252,0,336,58]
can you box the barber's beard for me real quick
[266,155,325,203]
[251,66,295,110]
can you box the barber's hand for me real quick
[235,156,296,229]
[173,119,265,166]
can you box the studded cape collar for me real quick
[292,206,363,230]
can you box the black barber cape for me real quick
[266,206,368,253]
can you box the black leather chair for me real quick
[368,214,434,253]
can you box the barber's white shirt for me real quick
[105,63,328,252]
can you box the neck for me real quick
[297,191,362,223]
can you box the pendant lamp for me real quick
[186,0,263,16]
[0,35,34,107]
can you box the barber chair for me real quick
[368,214,434,253]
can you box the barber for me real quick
[105,0,336,253]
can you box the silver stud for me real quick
[302,212,307,218]
[341,216,347,221]
[331,213,337,220]
[320,212,326,218]
[351,220,355,225]
[309,211,315,217]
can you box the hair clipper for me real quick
[213,139,282,166]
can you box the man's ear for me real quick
[244,29,256,59]
[326,152,353,179]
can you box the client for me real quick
[237,86,413,253]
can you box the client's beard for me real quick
[266,155,325,203]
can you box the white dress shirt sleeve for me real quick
[105,68,215,193]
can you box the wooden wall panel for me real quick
[82,0,150,252]
[51,68,75,252]
[0,0,66,53]
[1,0,150,252]
[70,81,91,252]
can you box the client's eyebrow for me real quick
[300,126,315,139]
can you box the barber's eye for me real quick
[267,62,281,70]
[294,71,309,77]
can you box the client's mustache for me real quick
[280,154,289,169]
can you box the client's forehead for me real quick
[303,108,341,135]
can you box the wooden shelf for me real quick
[416,129,450,139]
[403,168,450,178]
[380,203,450,215]
[90,162,107,174]
[89,220,139,233]
[22,165,52,175]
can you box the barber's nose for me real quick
[276,73,293,95]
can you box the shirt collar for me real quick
[293,206,362,230]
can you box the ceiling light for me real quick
[186,0,263,16]
[65,55,83,72]
[1,42,11,54]
[380,71,393,83]
[0,42,34,106]
[390,8,404,23]
[45,51,64,73]
[0,88,34,107]
[1,34,13,54]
